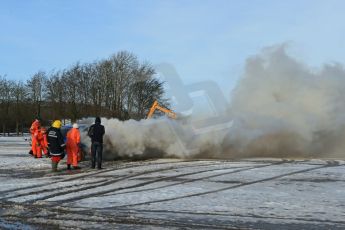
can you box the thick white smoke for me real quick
[81,117,227,160]
[226,45,345,158]
[81,45,345,159]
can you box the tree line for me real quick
[0,51,168,135]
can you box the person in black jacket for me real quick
[88,117,105,169]
[47,120,66,172]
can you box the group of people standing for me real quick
[29,119,49,158]
[29,117,105,172]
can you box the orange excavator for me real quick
[147,100,177,119]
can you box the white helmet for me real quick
[73,123,79,129]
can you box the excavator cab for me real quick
[147,100,177,119]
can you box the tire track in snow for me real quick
[23,161,221,204]
[1,179,109,202]
[2,200,345,230]
[113,162,343,208]
[106,160,310,196]
[0,160,200,196]
[102,165,271,197]
[115,208,345,226]
[48,160,289,205]
[0,202,236,230]
[2,212,235,229]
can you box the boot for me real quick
[67,164,71,170]
[52,162,58,172]
[73,166,81,170]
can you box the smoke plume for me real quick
[81,45,345,159]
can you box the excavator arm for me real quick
[147,100,177,119]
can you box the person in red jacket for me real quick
[40,127,49,157]
[66,123,81,170]
[30,119,40,133]
[29,119,40,157]
[33,128,44,158]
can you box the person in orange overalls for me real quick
[30,119,40,134]
[30,119,40,157]
[40,127,49,157]
[33,128,44,158]
[66,123,81,170]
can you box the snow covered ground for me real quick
[0,137,344,229]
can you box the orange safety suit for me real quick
[33,129,44,158]
[30,120,40,156]
[66,127,81,167]
[40,127,49,156]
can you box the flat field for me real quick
[0,137,344,229]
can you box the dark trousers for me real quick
[91,142,103,169]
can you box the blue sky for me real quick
[1,0,345,96]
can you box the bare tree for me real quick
[1,50,169,132]
[27,71,47,118]
[61,64,80,121]
[13,81,27,135]
[45,71,66,119]
[0,77,15,135]
[111,51,139,119]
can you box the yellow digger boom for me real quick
[147,100,177,119]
